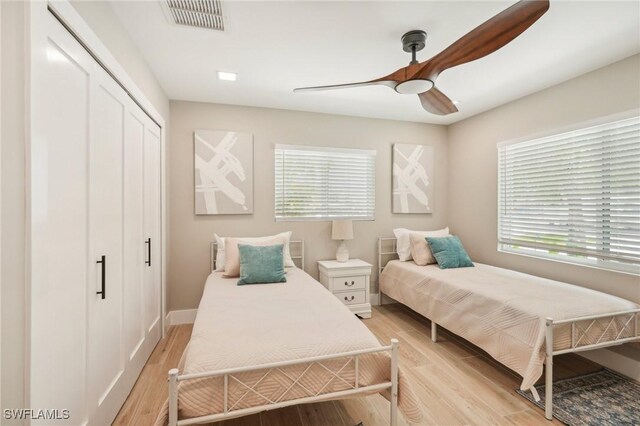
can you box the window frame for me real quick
[496,112,640,276]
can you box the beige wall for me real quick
[169,101,448,311]
[447,54,640,378]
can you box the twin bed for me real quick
[156,241,423,426]
[157,236,639,425]
[378,237,640,421]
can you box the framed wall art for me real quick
[194,130,254,215]
[392,143,434,214]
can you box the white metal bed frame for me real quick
[168,341,399,425]
[378,237,640,421]
[166,239,401,426]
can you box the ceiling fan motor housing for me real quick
[401,30,427,53]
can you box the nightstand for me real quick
[318,259,372,318]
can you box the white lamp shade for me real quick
[332,220,353,240]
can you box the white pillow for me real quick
[393,227,449,262]
[393,228,413,261]
[409,227,450,266]
[213,231,295,270]
[214,233,226,271]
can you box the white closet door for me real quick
[123,107,146,371]
[144,120,162,349]
[86,64,128,425]
[31,11,164,426]
[30,13,94,425]
[120,105,162,403]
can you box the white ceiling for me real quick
[110,1,640,125]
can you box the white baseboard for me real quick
[166,309,197,326]
[580,347,640,381]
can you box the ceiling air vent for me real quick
[162,0,225,31]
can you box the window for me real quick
[498,116,640,274]
[275,144,376,221]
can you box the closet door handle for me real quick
[96,255,106,300]
[145,238,151,266]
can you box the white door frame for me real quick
[29,0,168,343]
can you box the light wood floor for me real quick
[114,304,601,426]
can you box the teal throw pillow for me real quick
[237,243,287,285]
[425,236,474,269]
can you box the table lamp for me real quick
[332,219,353,262]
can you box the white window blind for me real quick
[275,144,376,221]
[498,116,640,274]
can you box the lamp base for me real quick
[336,240,349,262]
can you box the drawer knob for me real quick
[344,295,355,301]
[344,280,355,287]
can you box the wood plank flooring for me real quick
[114,304,601,425]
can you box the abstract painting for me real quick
[392,143,434,213]
[194,130,253,215]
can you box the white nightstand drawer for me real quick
[331,275,366,292]
[338,290,366,306]
[317,259,372,318]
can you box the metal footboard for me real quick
[544,310,640,420]
[168,339,400,426]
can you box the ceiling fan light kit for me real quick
[394,79,434,95]
[294,0,550,116]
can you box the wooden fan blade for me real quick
[293,80,396,93]
[417,0,549,81]
[418,88,458,115]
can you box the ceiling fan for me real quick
[293,0,550,115]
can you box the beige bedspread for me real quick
[155,268,423,425]
[380,261,639,391]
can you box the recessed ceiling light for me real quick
[217,71,237,81]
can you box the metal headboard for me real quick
[210,240,305,272]
[378,237,399,285]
